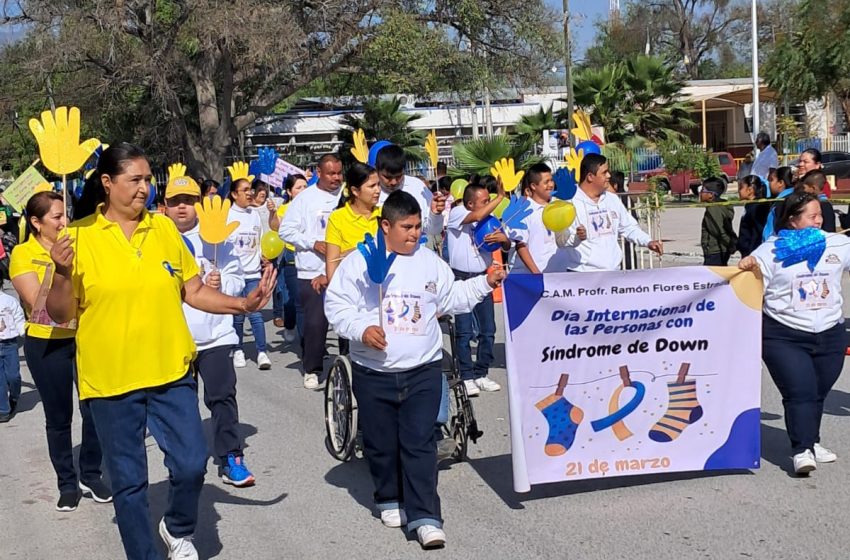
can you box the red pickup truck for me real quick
[631,152,738,196]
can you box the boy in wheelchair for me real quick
[325,191,505,549]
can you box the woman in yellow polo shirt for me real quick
[45,143,276,560]
[325,162,381,280]
[10,191,109,513]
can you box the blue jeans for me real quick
[436,374,449,425]
[272,257,284,319]
[88,374,207,560]
[0,339,20,415]
[351,360,443,531]
[283,262,302,336]
[234,278,267,353]
[452,270,496,381]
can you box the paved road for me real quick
[3,207,850,559]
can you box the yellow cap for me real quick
[165,176,201,199]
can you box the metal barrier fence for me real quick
[617,192,663,270]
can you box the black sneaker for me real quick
[56,491,81,512]
[9,399,17,415]
[0,413,11,423]
[79,479,113,503]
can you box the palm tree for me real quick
[450,135,547,179]
[339,97,427,164]
[512,105,560,153]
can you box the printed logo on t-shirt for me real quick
[587,209,616,239]
[824,253,841,265]
[383,291,432,336]
[792,271,833,311]
[424,281,437,294]
[233,227,260,257]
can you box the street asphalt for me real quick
[2,206,850,560]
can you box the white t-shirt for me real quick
[506,198,568,273]
[447,206,491,274]
[752,233,850,333]
[227,204,263,279]
[278,184,343,280]
[378,175,444,236]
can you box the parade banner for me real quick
[260,158,305,190]
[503,267,763,492]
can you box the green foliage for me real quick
[338,97,427,165]
[449,136,545,178]
[573,55,693,143]
[657,140,701,174]
[693,150,723,180]
[511,105,560,154]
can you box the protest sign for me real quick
[503,267,763,491]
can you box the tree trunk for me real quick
[838,91,850,133]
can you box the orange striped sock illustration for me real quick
[648,378,703,443]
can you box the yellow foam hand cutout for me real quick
[34,181,53,193]
[425,130,438,169]
[565,148,585,183]
[490,158,524,192]
[29,107,100,175]
[351,128,369,163]
[167,162,187,182]
[226,161,254,183]
[194,196,240,245]
[571,110,593,143]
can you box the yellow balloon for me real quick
[260,230,285,260]
[450,179,468,201]
[490,193,509,219]
[542,200,576,232]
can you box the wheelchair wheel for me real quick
[324,355,358,462]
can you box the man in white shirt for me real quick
[325,190,505,549]
[751,132,779,179]
[163,176,256,487]
[279,154,344,389]
[446,181,508,395]
[507,163,573,274]
[375,144,446,237]
[558,153,662,271]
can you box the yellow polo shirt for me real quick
[68,206,199,399]
[10,237,76,340]
[276,203,295,252]
[325,203,381,252]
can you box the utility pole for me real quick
[563,0,575,148]
[751,0,760,143]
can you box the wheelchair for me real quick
[323,316,483,463]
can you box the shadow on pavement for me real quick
[824,389,850,416]
[324,458,377,517]
[468,453,752,510]
[14,382,40,415]
[200,421,259,467]
[147,479,288,559]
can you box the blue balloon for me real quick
[146,183,157,208]
[182,235,195,256]
[367,140,392,167]
[474,216,502,253]
[576,140,601,155]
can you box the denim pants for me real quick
[0,338,20,415]
[195,345,242,462]
[352,360,443,531]
[24,336,102,493]
[272,256,284,319]
[88,373,207,560]
[283,262,302,335]
[762,315,847,454]
[234,278,267,353]
[452,269,495,381]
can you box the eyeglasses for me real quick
[235,188,255,195]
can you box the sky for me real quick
[546,0,610,59]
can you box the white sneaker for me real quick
[380,508,407,528]
[257,352,271,370]
[233,350,246,368]
[463,379,480,397]
[159,518,199,560]
[303,373,320,390]
[475,377,501,392]
[416,525,446,548]
[283,328,297,343]
[793,449,817,475]
[814,443,837,463]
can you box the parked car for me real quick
[793,151,850,180]
[633,152,738,197]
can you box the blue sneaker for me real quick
[220,454,255,487]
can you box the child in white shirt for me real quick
[325,190,505,549]
[0,286,25,422]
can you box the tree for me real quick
[450,135,545,179]
[338,97,427,165]
[511,105,560,154]
[0,0,560,180]
[764,0,850,131]
[573,55,693,143]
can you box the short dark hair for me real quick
[801,147,822,164]
[318,153,341,169]
[701,176,727,197]
[755,132,771,147]
[523,163,552,191]
[462,183,488,207]
[200,179,219,196]
[580,153,607,183]
[436,161,447,175]
[775,191,821,232]
[799,169,827,192]
[375,144,406,175]
[610,170,626,193]
[228,178,252,202]
[437,175,452,193]
[381,190,421,224]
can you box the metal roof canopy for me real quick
[681,80,779,106]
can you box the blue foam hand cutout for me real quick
[307,172,318,187]
[501,195,533,231]
[357,229,396,285]
[248,159,262,179]
[773,227,826,272]
[552,167,577,200]
[257,147,278,175]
